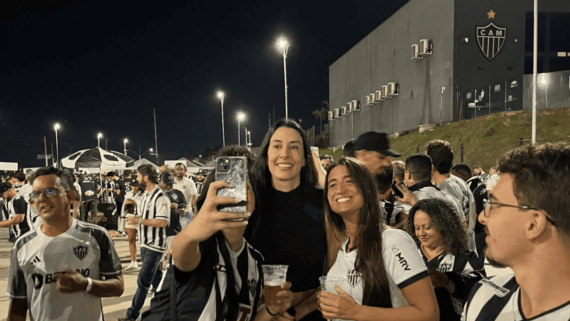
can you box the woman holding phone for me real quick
[319,157,439,321]
[248,119,341,320]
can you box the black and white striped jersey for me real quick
[3,194,31,239]
[463,274,570,320]
[8,219,122,321]
[138,186,171,253]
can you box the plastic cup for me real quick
[262,265,288,306]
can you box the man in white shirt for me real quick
[7,167,123,321]
[173,163,197,228]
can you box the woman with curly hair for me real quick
[319,157,438,321]
[405,198,486,321]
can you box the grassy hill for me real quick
[320,107,570,172]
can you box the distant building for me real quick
[328,0,570,146]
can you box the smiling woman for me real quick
[320,157,438,321]
[248,119,328,320]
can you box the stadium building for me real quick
[328,0,570,146]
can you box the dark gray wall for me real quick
[329,0,455,146]
[330,0,570,147]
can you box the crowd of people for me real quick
[2,119,570,320]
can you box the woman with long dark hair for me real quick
[319,158,438,321]
[248,119,341,320]
[405,199,485,321]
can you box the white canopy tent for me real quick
[0,162,18,171]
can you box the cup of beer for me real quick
[262,265,288,306]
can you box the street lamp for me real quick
[247,130,252,147]
[217,91,226,147]
[124,139,128,156]
[237,112,246,146]
[97,133,103,148]
[54,123,60,169]
[276,36,290,120]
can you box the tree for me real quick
[313,101,329,134]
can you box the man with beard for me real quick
[463,143,570,320]
[172,163,197,228]
[194,170,206,196]
[120,165,170,321]
[354,131,406,223]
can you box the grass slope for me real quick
[321,107,570,172]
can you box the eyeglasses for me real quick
[29,187,65,202]
[482,199,555,225]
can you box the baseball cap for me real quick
[106,172,115,177]
[0,182,13,195]
[159,172,175,185]
[355,131,401,157]
[196,170,205,176]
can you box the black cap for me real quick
[106,172,115,177]
[355,131,401,157]
[0,182,13,194]
[159,172,175,185]
[196,170,205,176]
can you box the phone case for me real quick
[215,156,248,212]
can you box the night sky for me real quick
[0,0,408,168]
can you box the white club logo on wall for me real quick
[476,10,506,61]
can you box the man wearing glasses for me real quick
[463,143,570,320]
[7,167,124,321]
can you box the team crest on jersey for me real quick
[172,193,178,200]
[347,269,361,288]
[73,245,88,261]
[248,279,257,298]
[439,263,452,272]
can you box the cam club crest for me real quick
[73,245,88,261]
[476,22,506,61]
[347,269,361,288]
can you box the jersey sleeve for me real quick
[7,245,27,299]
[177,191,187,206]
[13,197,27,215]
[94,228,123,277]
[382,229,428,289]
[154,195,171,221]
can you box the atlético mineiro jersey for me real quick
[8,219,122,321]
[138,186,170,252]
[463,274,570,320]
[327,229,428,308]
[3,194,31,239]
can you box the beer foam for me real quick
[264,279,283,286]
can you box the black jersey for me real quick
[79,176,98,201]
[3,194,31,239]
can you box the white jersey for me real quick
[173,177,197,213]
[138,186,170,252]
[462,274,570,320]
[409,182,464,217]
[18,183,33,203]
[327,229,428,308]
[8,219,122,321]
[439,174,477,253]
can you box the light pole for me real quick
[244,126,248,147]
[124,139,128,155]
[54,123,60,169]
[97,133,103,148]
[247,131,252,147]
[276,37,290,120]
[237,112,246,146]
[217,91,226,147]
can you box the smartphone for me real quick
[215,156,248,213]
[392,181,404,199]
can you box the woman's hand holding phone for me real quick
[190,181,250,243]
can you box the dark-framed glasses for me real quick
[482,199,555,225]
[29,187,65,202]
